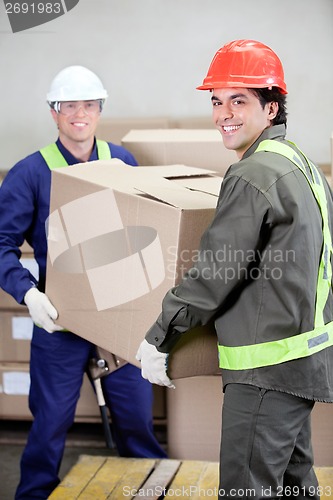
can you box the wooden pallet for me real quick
[49,455,333,499]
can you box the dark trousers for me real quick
[219,384,318,500]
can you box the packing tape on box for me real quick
[47,189,165,310]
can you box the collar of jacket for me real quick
[242,124,286,161]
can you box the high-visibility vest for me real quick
[218,139,333,370]
[36,140,111,332]
[40,139,111,168]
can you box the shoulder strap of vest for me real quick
[217,140,333,371]
[96,140,112,160]
[255,139,332,328]
[40,143,68,170]
[40,140,111,170]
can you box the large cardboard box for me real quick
[121,129,237,176]
[46,161,222,379]
[167,377,333,466]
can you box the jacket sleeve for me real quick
[0,164,38,303]
[146,174,273,352]
[109,143,138,167]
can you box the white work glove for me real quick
[136,339,175,389]
[24,287,64,334]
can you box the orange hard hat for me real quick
[197,39,288,94]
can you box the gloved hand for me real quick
[24,287,64,334]
[136,339,175,389]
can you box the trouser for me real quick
[219,384,318,500]
[15,327,166,499]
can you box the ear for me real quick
[268,101,278,119]
[50,108,59,126]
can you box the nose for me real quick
[75,104,88,117]
[214,103,233,124]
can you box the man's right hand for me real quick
[24,287,64,333]
[136,339,175,389]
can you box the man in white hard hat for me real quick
[136,40,333,499]
[0,65,167,500]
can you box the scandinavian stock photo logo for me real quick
[166,244,297,283]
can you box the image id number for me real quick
[5,2,62,14]
[276,485,332,497]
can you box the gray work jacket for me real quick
[146,124,333,402]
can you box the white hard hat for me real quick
[46,65,108,103]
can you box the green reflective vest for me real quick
[40,139,111,168]
[37,140,111,332]
[218,139,333,370]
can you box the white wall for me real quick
[0,0,332,170]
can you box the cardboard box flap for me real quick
[53,162,220,208]
[62,159,137,192]
[60,161,216,184]
[136,165,217,177]
[133,177,218,209]
[56,160,141,195]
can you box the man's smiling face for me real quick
[211,88,277,158]
[51,100,101,147]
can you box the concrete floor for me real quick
[0,420,166,500]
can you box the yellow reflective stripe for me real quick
[218,321,333,370]
[40,143,68,169]
[218,139,333,370]
[96,140,111,160]
[40,141,111,170]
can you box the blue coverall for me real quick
[0,138,167,499]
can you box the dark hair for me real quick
[249,87,287,126]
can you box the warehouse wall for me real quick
[0,0,332,170]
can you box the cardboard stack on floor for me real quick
[0,242,36,419]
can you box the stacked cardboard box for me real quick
[0,242,38,419]
[95,116,214,146]
[96,117,170,145]
[0,363,101,421]
[121,129,237,177]
[0,242,35,349]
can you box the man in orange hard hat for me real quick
[137,40,333,499]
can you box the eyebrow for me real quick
[211,92,248,103]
